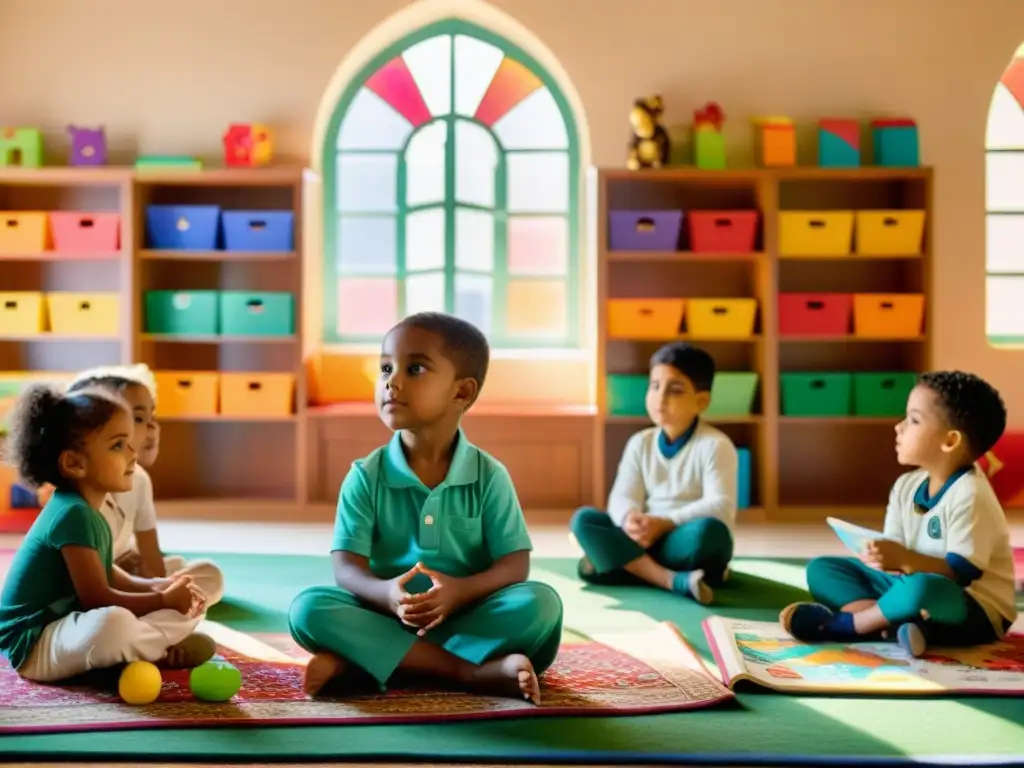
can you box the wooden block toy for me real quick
[0,128,43,168]
[818,119,861,167]
[223,123,273,168]
[976,433,1024,508]
[67,125,107,166]
[693,102,726,170]
[753,116,796,167]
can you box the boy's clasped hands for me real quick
[623,509,674,549]
[157,575,208,619]
[389,562,465,636]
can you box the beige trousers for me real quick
[163,555,225,606]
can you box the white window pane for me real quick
[493,88,568,150]
[508,216,567,275]
[455,273,492,334]
[454,35,503,117]
[405,271,446,316]
[987,275,1024,339]
[455,121,498,207]
[987,84,1024,150]
[337,88,413,150]
[337,154,397,213]
[406,209,446,271]
[986,152,1024,212]
[405,121,446,207]
[402,35,452,118]
[337,216,396,275]
[508,152,568,213]
[455,209,494,271]
[986,214,1024,273]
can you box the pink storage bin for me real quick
[48,212,120,253]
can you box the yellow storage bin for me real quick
[608,299,685,340]
[220,373,295,417]
[0,212,47,253]
[687,298,758,339]
[47,293,119,336]
[0,292,44,336]
[154,371,220,417]
[855,210,926,255]
[779,211,855,256]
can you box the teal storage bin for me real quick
[780,372,853,417]
[853,372,917,417]
[607,374,648,417]
[220,292,294,336]
[737,447,752,510]
[145,291,219,335]
[871,119,919,167]
[705,372,759,417]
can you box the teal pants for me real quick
[570,508,733,586]
[288,581,563,686]
[807,556,1005,645]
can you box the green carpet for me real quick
[1,552,1023,765]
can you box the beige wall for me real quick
[4,0,1024,416]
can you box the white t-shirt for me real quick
[883,468,1017,636]
[607,421,739,529]
[100,466,158,559]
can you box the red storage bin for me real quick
[778,293,853,336]
[689,211,759,253]
[49,212,120,253]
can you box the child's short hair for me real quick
[649,342,715,392]
[393,312,490,391]
[917,370,1007,459]
[3,384,128,490]
[66,364,157,404]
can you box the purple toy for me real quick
[67,125,107,166]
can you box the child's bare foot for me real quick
[468,654,541,705]
[303,652,346,696]
[162,632,216,668]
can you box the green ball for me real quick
[188,659,242,702]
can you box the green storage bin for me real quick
[853,372,917,417]
[220,291,294,336]
[780,372,853,417]
[705,372,759,417]
[145,290,219,335]
[607,374,648,417]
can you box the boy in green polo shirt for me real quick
[289,312,563,703]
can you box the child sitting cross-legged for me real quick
[570,342,738,605]
[0,384,213,682]
[288,312,563,702]
[781,371,1018,657]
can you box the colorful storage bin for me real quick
[47,293,119,336]
[853,372,917,417]
[0,292,44,335]
[705,372,759,417]
[219,292,294,336]
[0,212,47,253]
[220,373,295,417]
[608,210,684,252]
[154,371,220,417]
[221,210,294,252]
[780,372,853,417]
[818,119,861,168]
[736,447,752,510]
[49,212,120,253]
[146,205,220,250]
[607,374,648,417]
[688,211,759,253]
[145,290,219,335]
[686,298,757,339]
[852,294,925,338]
[607,299,685,340]
[855,210,926,256]
[871,118,919,167]
[753,117,796,167]
[778,293,852,336]
[779,211,855,256]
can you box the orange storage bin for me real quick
[47,292,119,336]
[855,210,926,255]
[0,292,45,336]
[220,373,294,417]
[608,299,685,340]
[0,212,47,253]
[687,298,758,339]
[853,294,925,338]
[154,372,219,417]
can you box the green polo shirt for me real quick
[0,490,113,670]
[332,430,533,580]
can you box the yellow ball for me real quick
[118,660,163,705]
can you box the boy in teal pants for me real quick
[782,371,1018,657]
[289,313,562,702]
[571,343,737,605]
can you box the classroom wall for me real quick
[2,0,1023,417]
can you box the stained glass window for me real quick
[322,20,580,347]
[986,43,1024,346]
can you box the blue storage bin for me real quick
[737,447,752,510]
[608,210,684,251]
[146,205,220,250]
[11,483,38,509]
[222,210,294,252]
[871,119,919,167]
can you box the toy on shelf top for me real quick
[223,123,273,168]
[67,126,107,166]
[752,115,796,167]
[626,96,669,170]
[135,155,203,171]
[693,101,726,170]
[0,128,43,168]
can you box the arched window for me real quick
[321,19,580,348]
[986,42,1024,346]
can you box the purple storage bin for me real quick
[608,210,684,252]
